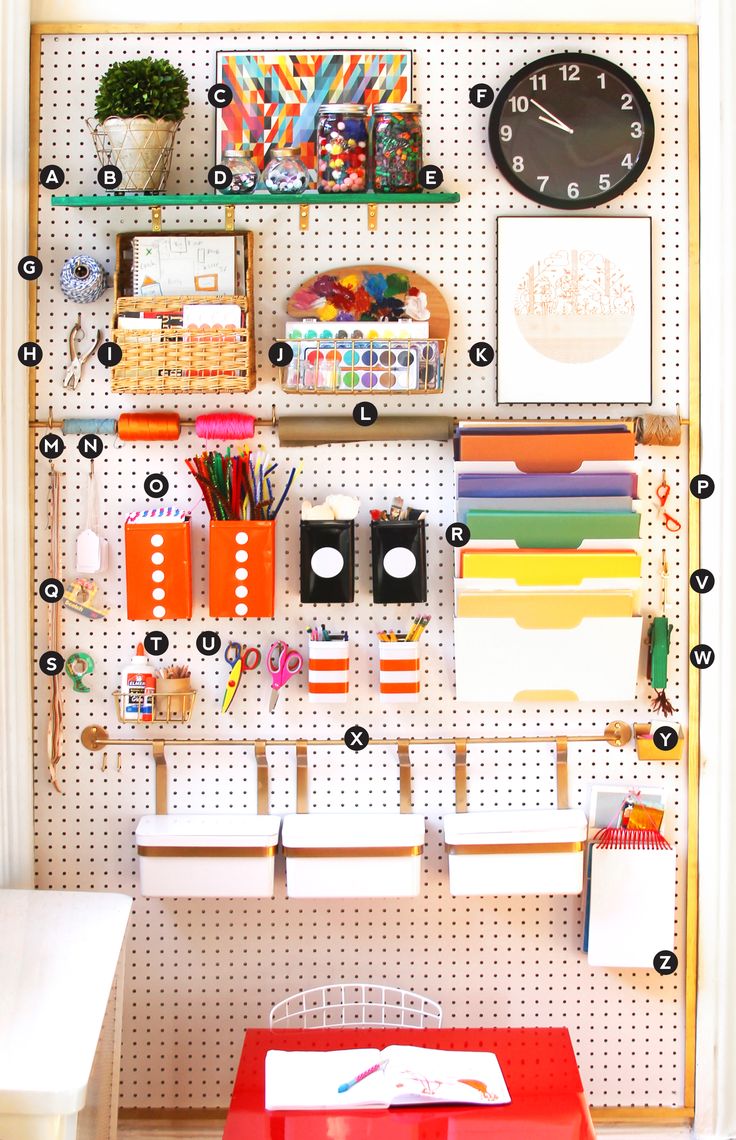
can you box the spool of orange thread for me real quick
[117,412,181,441]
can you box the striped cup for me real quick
[308,640,350,703]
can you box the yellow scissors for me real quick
[221,641,261,713]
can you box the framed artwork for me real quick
[496,216,652,404]
[215,51,412,171]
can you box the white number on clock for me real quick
[559,63,580,81]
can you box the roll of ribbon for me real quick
[118,412,181,441]
[59,255,108,304]
[635,413,682,447]
[195,412,256,440]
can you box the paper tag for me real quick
[76,528,109,574]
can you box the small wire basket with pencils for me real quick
[186,448,301,619]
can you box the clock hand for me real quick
[537,114,575,135]
[530,98,575,135]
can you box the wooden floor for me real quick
[117,1119,691,1138]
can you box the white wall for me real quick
[30,0,698,25]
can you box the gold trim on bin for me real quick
[283,845,423,858]
[137,845,277,858]
[446,842,584,856]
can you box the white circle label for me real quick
[152,588,165,600]
[235,567,248,581]
[150,533,164,547]
[235,550,248,563]
[151,570,165,583]
[235,603,248,616]
[235,531,248,544]
[153,605,166,618]
[311,547,344,579]
[151,552,164,565]
[383,547,417,579]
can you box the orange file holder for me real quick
[125,516,192,620]
[209,519,276,619]
[457,429,635,470]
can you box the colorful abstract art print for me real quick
[215,51,412,172]
[496,216,652,404]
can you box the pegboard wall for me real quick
[31,27,695,1111]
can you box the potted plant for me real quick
[89,57,190,192]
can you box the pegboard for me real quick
[30,26,696,1112]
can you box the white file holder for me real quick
[135,814,281,898]
[586,831,676,967]
[454,615,643,702]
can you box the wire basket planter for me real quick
[87,116,180,192]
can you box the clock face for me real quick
[489,53,655,209]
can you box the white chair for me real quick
[269,982,443,1029]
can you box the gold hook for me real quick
[47,405,54,431]
[117,752,122,771]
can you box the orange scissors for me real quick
[221,641,261,713]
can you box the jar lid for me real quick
[272,146,302,157]
[319,102,368,113]
[376,103,421,114]
[224,147,253,157]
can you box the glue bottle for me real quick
[122,643,156,722]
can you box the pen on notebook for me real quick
[337,1061,383,1094]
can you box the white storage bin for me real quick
[443,808,587,896]
[282,813,425,898]
[135,814,280,898]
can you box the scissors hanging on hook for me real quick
[267,641,304,711]
[62,313,102,390]
[221,641,261,713]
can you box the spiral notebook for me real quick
[265,1045,510,1111]
[131,234,239,297]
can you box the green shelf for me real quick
[51,191,460,206]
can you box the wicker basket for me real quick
[111,230,256,394]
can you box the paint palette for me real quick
[283,337,443,393]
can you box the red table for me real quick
[224,1027,595,1139]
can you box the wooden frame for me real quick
[27,21,700,1124]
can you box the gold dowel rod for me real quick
[81,724,632,751]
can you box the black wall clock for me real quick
[488,53,655,209]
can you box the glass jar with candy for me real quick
[373,104,423,192]
[223,147,259,194]
[317,104,369,193]
[263,146,311,194]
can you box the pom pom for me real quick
[301,500,336,520]
[364,272,388,300]
[385,272,409,297]
[339,273,361,290]
[325,494,360,520]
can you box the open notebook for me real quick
[265,1045,511,1111]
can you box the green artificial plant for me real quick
[95,57,190,122]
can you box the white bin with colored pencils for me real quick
[308,640,350,703]
[379,641,421,702]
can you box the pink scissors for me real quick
[266,641,304,711]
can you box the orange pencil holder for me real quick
[308,640,350,703]
[209,519,276,619]
[124,516,193,620]
[378,640,421,702]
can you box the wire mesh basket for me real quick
[87,115,180,192]
[113,688,197,724]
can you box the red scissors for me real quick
[266,641,304,711]
[655,472,682,532]
[221,641,261,713]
